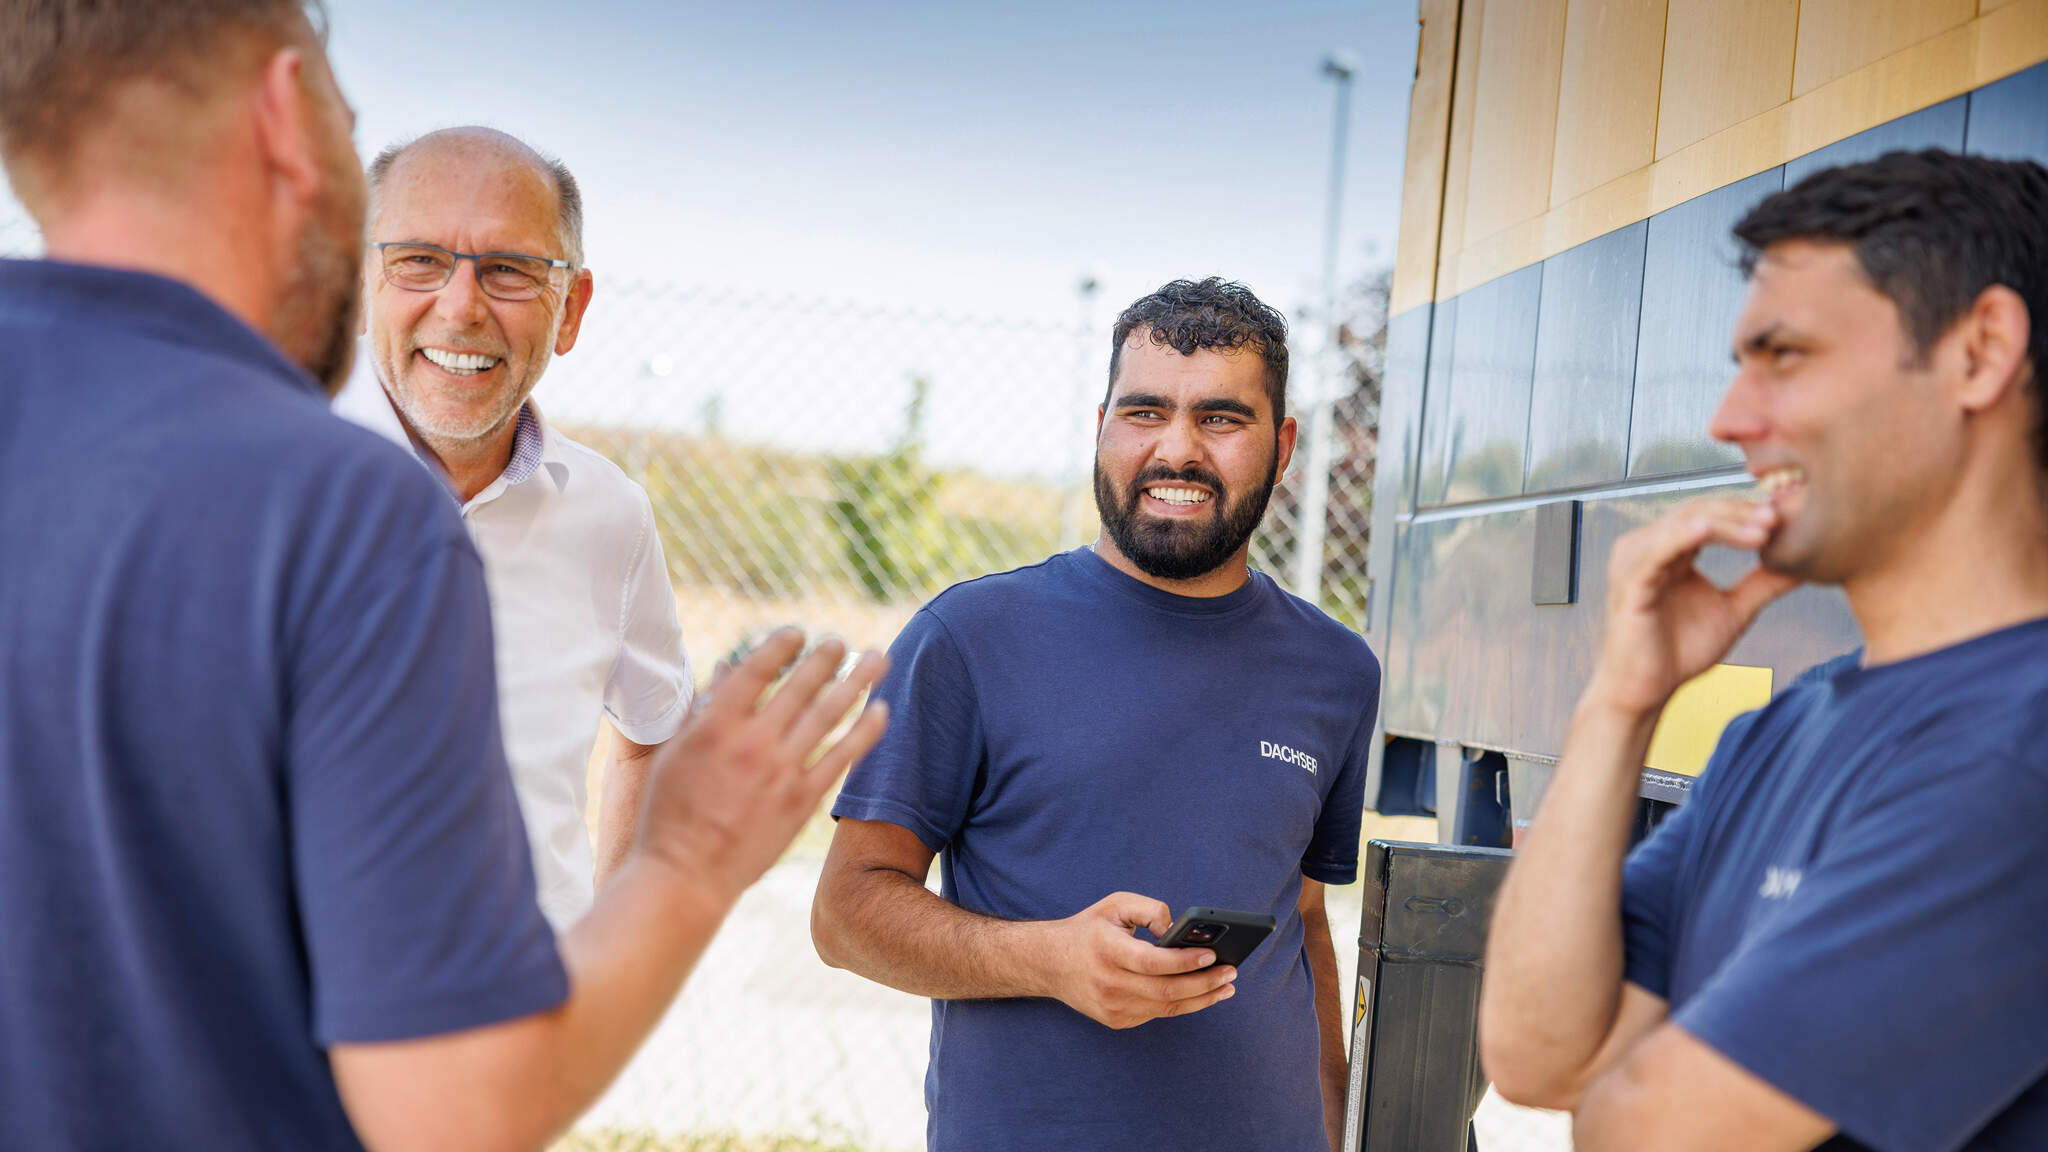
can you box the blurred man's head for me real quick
[1095,278,1295,583]
[0,0,365,392]
[1713,149,2047,584]
[361,128,593,455]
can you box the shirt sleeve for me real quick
[1302,644,1380,885]
[1619,708,1759,1000]
[285,531,568,1045]
[1670,735,2048,1151]
[603,491,691,745]
[830,608,984,853]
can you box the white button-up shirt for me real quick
[333,362,690,930]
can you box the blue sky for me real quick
[318,0,1418,323]
[0,3,1419,471]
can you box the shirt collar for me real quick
[503,401,546,487]
[0,258,317,396]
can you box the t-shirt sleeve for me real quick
[285,532,568,1045]
[1670,740,2048,1151]
[831,608,984,853]
[603,491,691,745]
[1303,644,1380,885]
[1620,709,1757,1000]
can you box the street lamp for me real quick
[1291,51,1357,604]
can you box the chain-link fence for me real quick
[542,276,1380,673]
[4,215,1575,1151]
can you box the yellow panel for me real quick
[1459,0,1569,247]
[1550,0,1669,205]
[1411,0,2048,301]
[1972,0,2048,85]
[1655,0,1798,159]
[1391,0,1464,318]
[1434,0,1486,291]
[1793,0,1976,96]
[1644,664,1774,777]
[1983,0,2025,10]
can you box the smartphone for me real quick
[1156,906,1277,969]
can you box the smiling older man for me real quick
[335,127,689,930]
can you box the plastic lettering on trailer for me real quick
[1644,663,1774,776]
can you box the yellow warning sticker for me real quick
[1643,663,1774,777]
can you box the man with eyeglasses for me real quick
[334,126,689,930]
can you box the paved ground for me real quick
[577,856,1572,1151]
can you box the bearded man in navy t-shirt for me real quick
[1482,151,2048,1151]
[814,277,1380,1152]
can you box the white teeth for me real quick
[1146,486,1210,506]
[1756,467,1805,493]
[421,348,501,375]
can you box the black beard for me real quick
[1094,455,1277,582]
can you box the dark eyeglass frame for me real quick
[368,241,573,302]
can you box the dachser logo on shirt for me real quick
[1260,741,1319,775]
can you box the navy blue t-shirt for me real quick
[833,548,1380,1151]
[1623,621,2048,1152]
[0,260,567,1149]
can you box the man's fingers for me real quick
[1159,981,1237,1019]
[1727,565,1801,624]
[701,628,805,719]
[803,699,891,788]
[780,649,888,760]
[1138,965,1237,1002]
[1094,891,1174,935]
[756,636,849,732]
[1618,499,1780,597]
[1126,936,1217,974]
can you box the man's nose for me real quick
[1151,413,1205,469]
[431,261,491,325]
[1709,369,1768,445]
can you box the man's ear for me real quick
[554,269,596,355]
[1275,414,1299,477]
[247,47,321,208]
[1955,284,2032,414]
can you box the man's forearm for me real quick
[1302,896,1348,1151]
[1480,684,1661,1106]
[333,851,736,1151]
[595,736,658,889]
[813,864,1052,1000]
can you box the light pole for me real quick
[1290,52,1357,605]
[1061,267,1105,547]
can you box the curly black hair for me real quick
[1106,277,1290,420]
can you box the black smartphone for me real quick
[1156,906,1277,969]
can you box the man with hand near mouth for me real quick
[1481,150,2048,1151]
[812,278,1380,1152]
[336,127,690,931]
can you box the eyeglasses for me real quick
[369,241,572,302]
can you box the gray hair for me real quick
[366,129,584,269]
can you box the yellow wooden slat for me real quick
[1550,0,1670,205]
[1793,0,1977,96]
[1644,663,1775,777]
[1426,0,2048,300]
[1459,0,1570,247]
[1391,0,1465,318]
[1434,0,1487,294]
[1654,0,1798,159]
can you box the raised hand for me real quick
[637,629,890,903]
[1592,497,1801,717]
[1040,891,1237,1030]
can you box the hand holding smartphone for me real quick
[1156,906,1276,969]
